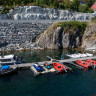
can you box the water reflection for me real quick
[0,48,85,63]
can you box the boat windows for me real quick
[0,59,11,62]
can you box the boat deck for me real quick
[30,65,56,76]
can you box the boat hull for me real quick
[0,66,17,75]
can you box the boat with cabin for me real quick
[0,54,16,65]
[0,54,25,65]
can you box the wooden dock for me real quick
[8,55,96,76]
[66,62,84,69]
[9,55,96,68]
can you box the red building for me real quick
[91,2,96,13]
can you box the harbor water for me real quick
[0,49,96,96]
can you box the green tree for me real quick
[84,0,96,7]
[72,0,80,11]
[64,0,71,9]
[36,0,40,5]
[79,4,88,12]
[53,0,59,9]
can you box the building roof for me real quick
[0,54,14,59]
[91,2,96,10]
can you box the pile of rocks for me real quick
[9,6,93,20]
[0,43,43,52]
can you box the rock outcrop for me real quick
[36,21,86,49]
[82,22,96,50]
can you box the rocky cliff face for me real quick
[0,6,93,20]
[36,21,86,49]
[82,22,96,50]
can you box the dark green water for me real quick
[0,49,96,96]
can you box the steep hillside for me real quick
[0,6,93,20]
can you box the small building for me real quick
[91,2,96,13]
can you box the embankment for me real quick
[0,20,96,52]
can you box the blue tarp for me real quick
[1,65,10,71]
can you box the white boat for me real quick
[86,53,93,57]
[0,54,16,65]
[80,53,87,57]
[66,53,93,58]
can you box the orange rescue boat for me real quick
[53,62,68,72]
[76,60,91,68]
[86,59,96,65]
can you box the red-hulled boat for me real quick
[86,59,96,65]
[76,60,91,68]
[53,62,68,72]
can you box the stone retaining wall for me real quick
[0,21,52,46]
